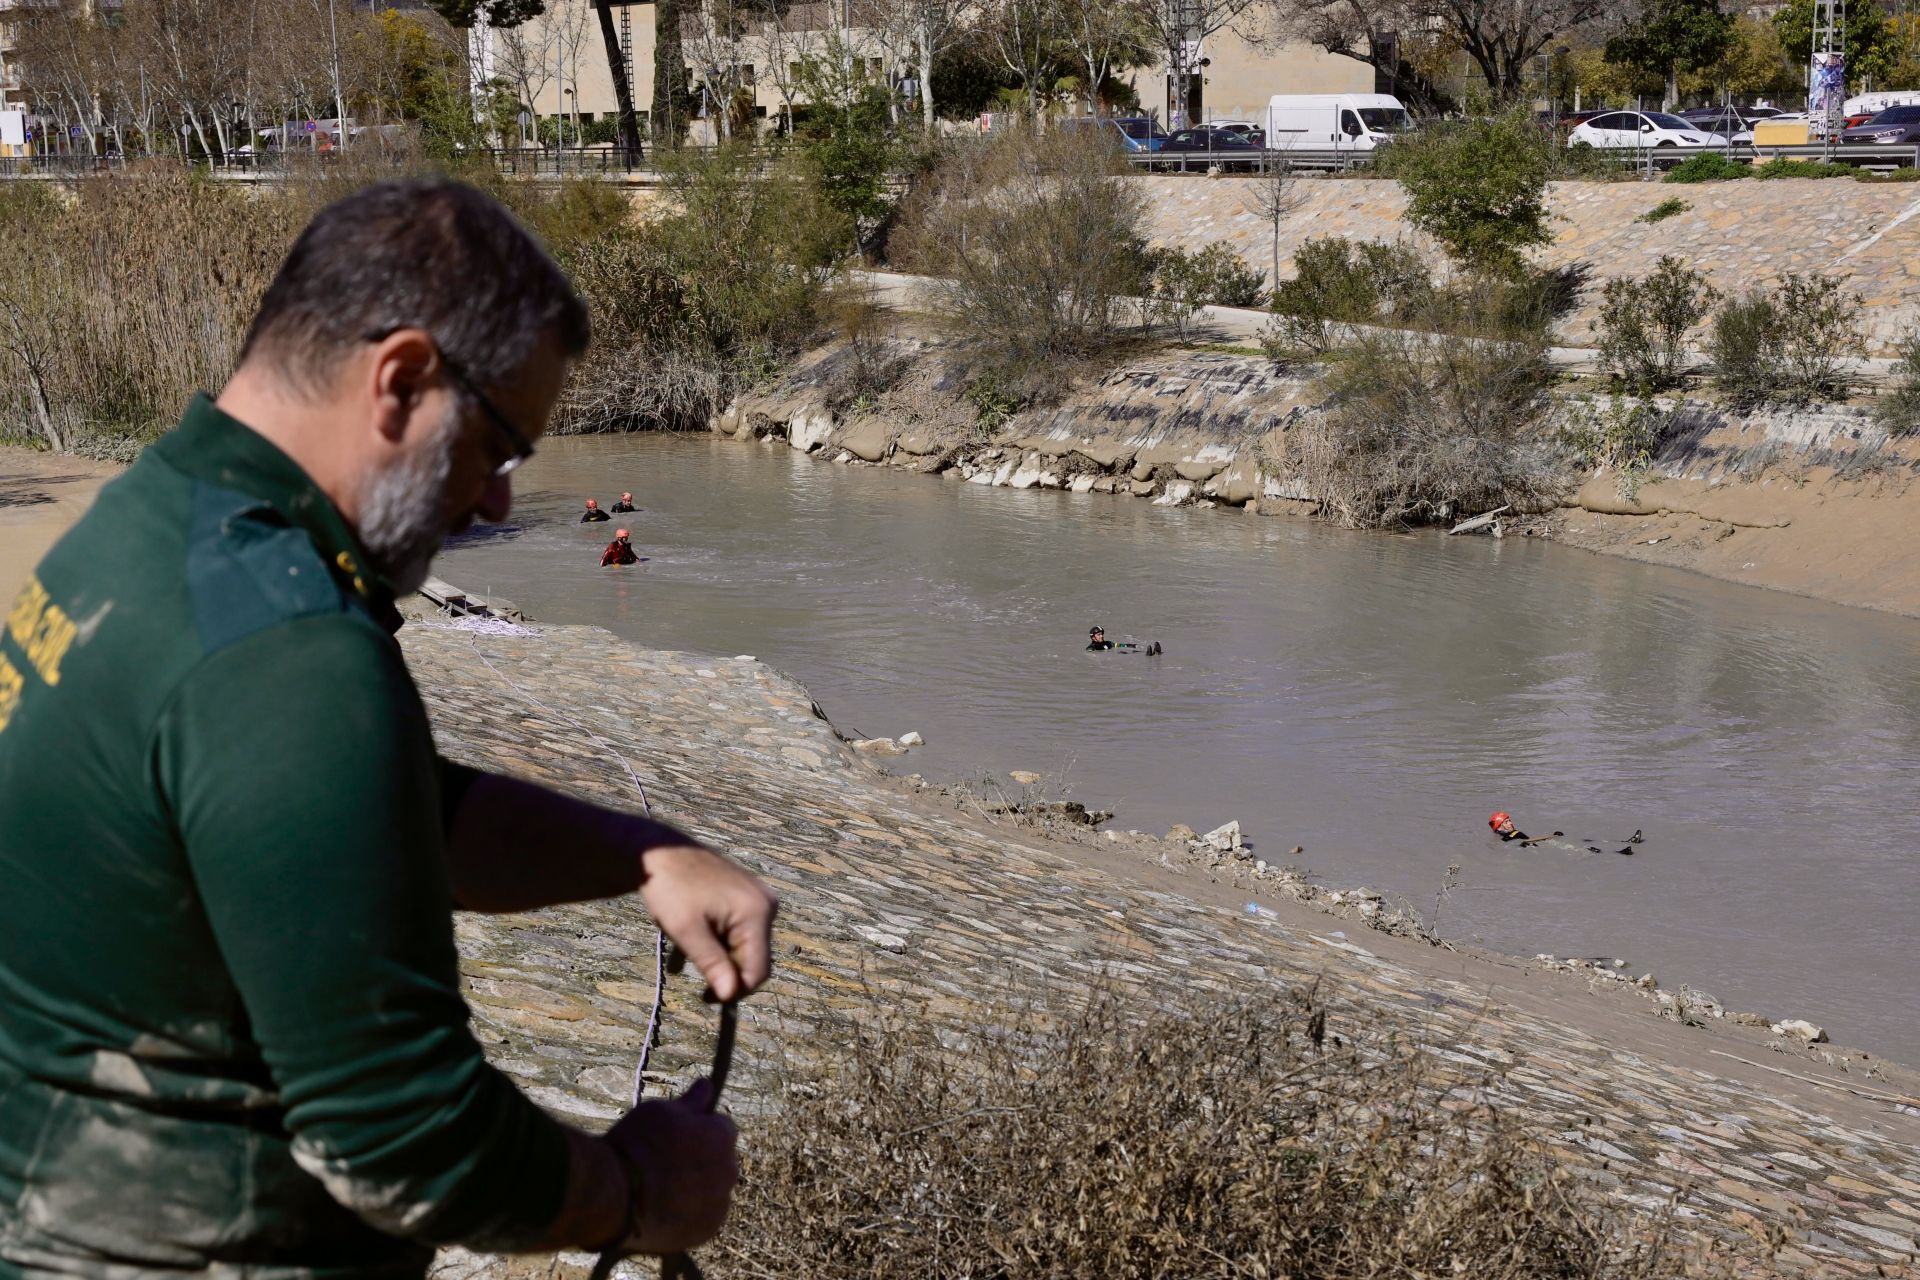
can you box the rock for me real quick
[1068,475,1098,493]
[1679,985,1725,1018]
[1200,821,1242,852]
[1174,457,1228,483]
[1636,974,1658,990]
[837,418,890,463]
[1214,457,1261,505]
[1129,478,1158,497]
[1153,480,1195,506]
[788,407,835,454]
[895,430,941,457]
[853,924,907,953]
[1104,830,1119,842]
[1254,859,1268,873]
[1166,823,1197,842]
[1771,1019,1828,1043]
[1130,460,1156,482]
[851,737,906,756]
[732,654,756,661]
[1007,769,1043,785]
[1073,442,1135,469]
[897,731,925,747]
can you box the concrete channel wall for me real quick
[1131,176,1920,352]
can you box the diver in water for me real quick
[1087,625,1161,656]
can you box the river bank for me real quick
[714,334,1920,619]
[399,610,1920,1277]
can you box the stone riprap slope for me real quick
[1136,176,1920,351]
[404,620,1920,1277]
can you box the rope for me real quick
[463,631,673,1273]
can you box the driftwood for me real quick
[1448,505,1511,536]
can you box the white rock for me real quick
[851,737,906,756]
[1637,974,1658,990]
[1008,770,1043,785]
[789,409,834,454]
[1069,475,1098,493]
[733,654,757,661]
[1254,859,1268,873]
[1771,1019,1828,1043]
[1200,820,1242,852]
[897,731,925,747]
[853,925,908,953]
[1105,830,1119,842]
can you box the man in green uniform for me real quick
[0,180,776,1273]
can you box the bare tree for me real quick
[750,3,823,136]
[861,0,969,127]
[1128,0,1270,129]
[1270,0,1604,103]
[681,0,753,139]
[1239,158,1301,289]
[989,0,1065,118]
[495,10,557,142]
[1059,0,1148,114]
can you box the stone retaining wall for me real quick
[1132,176,1920,352]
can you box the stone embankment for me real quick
[1132,176,1920,353]
[713,335,1920,617]
[405,614,1920,1278]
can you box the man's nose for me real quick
[475,473,513,524]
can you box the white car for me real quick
[1569,110,1731,150]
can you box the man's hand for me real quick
[608,1080,739,1254]
[639,844,778,1004]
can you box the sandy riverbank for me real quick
[0,447,119,604]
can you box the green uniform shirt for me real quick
[0,397,569,1275]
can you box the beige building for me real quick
[486,1,1370,138]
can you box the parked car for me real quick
[1059,115,1168,152]
[1842,103,1920,144]
[1155,126,1265,168]
[1683,108,1757,144]
[1206,118,1267,146]
[1559,109,1608,128]
[1568,110,1731,149]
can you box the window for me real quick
[1586,113,1627,130]
[1340,110,1362,135]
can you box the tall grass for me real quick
[0,154,844,456]
[716,982,1767,1280]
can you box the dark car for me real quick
[1059,115,1168,152]
[1154,126,1263,169]
[1842,104,1920,145]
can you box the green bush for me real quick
[1560,394,1675,499]
[1752,158,1856,179]
[1266,236,1431,355]
[1875,327,1920,436]
[1664,152,1750,182]
[1709,272,1865,404]
[1144,242,1269,338]
[1593,256,1718,393]
[1385,110,1555,276]
[1637,197,1691,223]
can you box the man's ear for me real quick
[367,329,440,446]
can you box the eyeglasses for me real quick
[440,356,536,476]
[363,327,535,476]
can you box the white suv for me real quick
[1570,111,1730,150]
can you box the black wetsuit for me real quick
[1087,639,1115,651]
[581,508,610,523]
[610,501,637,513]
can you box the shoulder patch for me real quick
[187,483,351,654]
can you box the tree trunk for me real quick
[593,0,644,158]
[653,0,689,147]
[919,39,936,129]
[1665,63,1679,110]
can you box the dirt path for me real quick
[0,446,120,603]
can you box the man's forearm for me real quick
[445,771,694,912]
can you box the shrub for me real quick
[1143,242,1268,338]
[718,982,1746,1280]
[1709,273,1865,403]
[1560,394,1676,499]
[1663,152,1751,182]
[1385,110,1555,275]
[1753,158,1857,179]
[1297,299,1564,528]
[1266,236,1431,355]
[897,127,1148,367]
[1637,196,1691,223]
[1875,327,1920,436]
[1593,256,1718,393]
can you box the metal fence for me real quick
[1124,140,1920,177]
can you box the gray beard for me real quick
[357,411,459,597]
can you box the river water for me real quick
[438,435,1920,1062]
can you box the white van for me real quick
[1263,93,1412,152]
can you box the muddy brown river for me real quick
[438,434,1920,1062]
